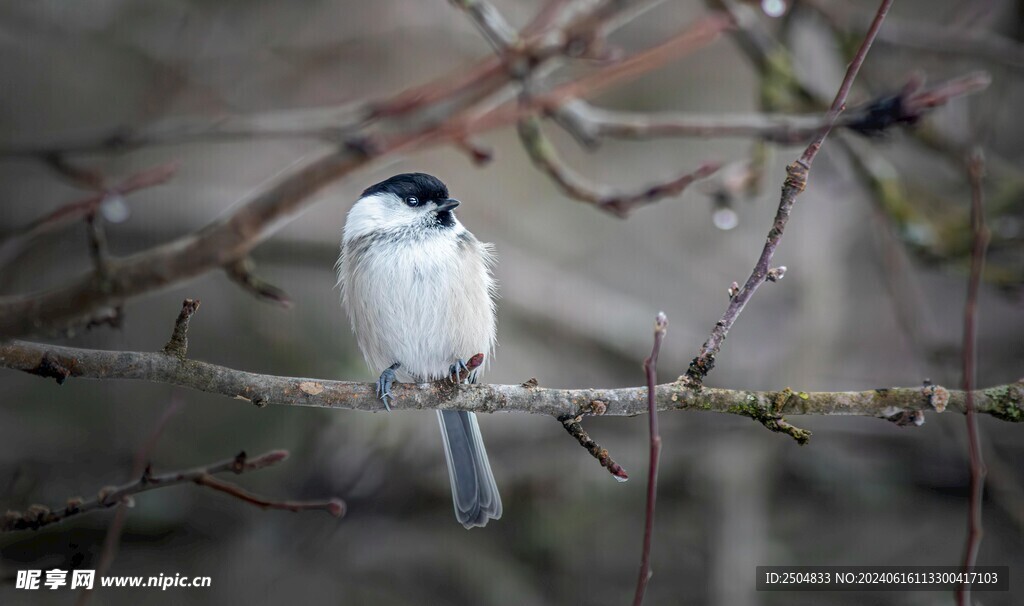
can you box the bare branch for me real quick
[41,154,106,190]
[553,72,989,144]
[451,136,495,166]
[957,148,990,606]
[84,214,111,281]
[2,450,345,532]
[193,474,341,515]
[558,405,629,481]
[77,400,184,606]
[451,0,521,54]
[1,163,178,245]
[1,339,1020,421]
[801,0,894,165]
[517,117,720,217]
[225,258,294,309]
[162,298,201,359]
[633,312,667,606]
[686,0,894,385]
[542,12,734,104]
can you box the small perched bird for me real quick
[337,172,502,528]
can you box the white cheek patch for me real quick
[343,193,421,241]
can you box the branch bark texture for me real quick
[1,340,1021,422]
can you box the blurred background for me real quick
[0,0,1022,604]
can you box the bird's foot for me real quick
[376,362,401,411]
[448,359,469,384]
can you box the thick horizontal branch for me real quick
[1,340,1021,422]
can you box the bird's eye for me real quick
[405,196,420,207]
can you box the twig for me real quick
[802,0,894,164]
[12,163,178,237]
[84,214,111,282]
[77,400,184,606]
[451,0,521,55]
[558,406,629,481]
[723,0,1012,191]
[41,154,106,190]
[162,299,200,359]
[541,13,734,106]
[956,148,989,606]
[517,117,720,217]
[225,258,294,309]
[0,163,178,252]
[449,13,734,138]
[556,102,834,145]
[451,137,494,166]
[1,339,1020,420]
[370,0,578,119]
[2,450,345,532]
[632,312,667,606]
[685,0,894,388]
[548,72,988,146]
[193,474,341,514]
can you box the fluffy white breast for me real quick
[338,196,497,383]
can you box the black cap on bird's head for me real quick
[360,173,461,227]
[360,173,452,206]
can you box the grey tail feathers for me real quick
[437,410,502,528]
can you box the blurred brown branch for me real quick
[0,1,989,338]
[517,117,720,217]
[0,162,178,267]
[0,1,727,339]
[1,338,1020,422]
[2,449,345,533]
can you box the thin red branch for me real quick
[11,162,178,241]
[633,312,668,606]
[378,12,735,161]
[551,13,734,104]
[370,0,574,118]
[956,148,989,606]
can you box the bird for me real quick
[336,172,502,528]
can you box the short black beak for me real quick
[434,198,460,212]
